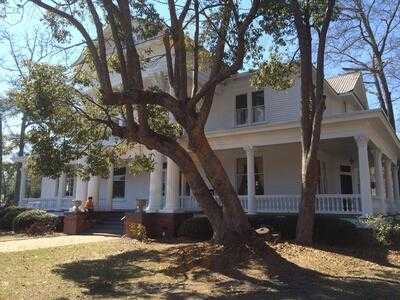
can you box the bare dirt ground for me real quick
[0,238,399,299]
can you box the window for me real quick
[64,176,74,197]
[54,178,59,197]
[162,162,167,197]
[179,172,191,196]
[340,165,353,194]
[252,91,265,123]
[235,94,248,125]
[236,157,264,195]
[112,167,126,199]
[25,175,42,198]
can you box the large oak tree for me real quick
[21,0,262,245]
[257,0,336,245]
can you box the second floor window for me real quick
[113,167,126,199]
[235,94,248,125]
[64,176,74,197]
[252,91,265,123]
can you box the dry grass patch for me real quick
[0,238,399,299]
[0,231,64,242]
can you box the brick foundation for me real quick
[63,212,92,234]
[123,211,194,239]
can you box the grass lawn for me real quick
[0,238,399,299]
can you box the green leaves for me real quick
[127,153,154,176]
[251,53,298,90]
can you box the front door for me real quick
[340,165,354,211]
[340,174,353,194]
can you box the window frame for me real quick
[236,156,264,195]
[235,94,248,126]
[112,167,126,200]
[251,90,265,124]
[63,175,75,198]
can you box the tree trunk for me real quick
[375,58,395,129]
[296,152,319,244]
[189,130,252,244]
[13,114,27,205]
[0,111,3,204]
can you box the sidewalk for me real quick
[0,234,119,253]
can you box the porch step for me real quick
[84,213,125,236]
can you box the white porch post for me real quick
[372,149,386,213]
[245,146,256,214]
[19,162,27,205]
[356,135,373,215]
[107,165,114,210]
[393,164,400,203]
[164,157,180,212]
[87,175,100,210]
[147,151,163,212]
[385,159,394,213]
[57,173,65,210]
[75,177,88,202]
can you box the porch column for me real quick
[75,177,88,202]
[244,146,256,214]
[356,135,373,215]
[107,165,114,210]
[57,173,65,210]
[164,157,180,212]
[147,151,163,212]
[87,175,100,210]
[384,159,394,214]
[372,149,386,213]
[19,162,27,205]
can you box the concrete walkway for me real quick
[0,234,119,253]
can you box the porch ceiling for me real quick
[319,137,357,158]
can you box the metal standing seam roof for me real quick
[326,72,362,94]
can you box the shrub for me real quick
[13,209,59,234]
[0,206,30,230]
[128,223,148,241]
[177,216,213,240]
[362,215,400,246]
[249,215,359,245]
[26,223,53,236]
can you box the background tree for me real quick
[256,0,336,245]
[327,0,400,130]
[22,0,261,245]
[1,29,58,205]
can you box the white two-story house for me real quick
[16,33,400,218]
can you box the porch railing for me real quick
[372,196,385,214]
[256,195,300,213]
[179,195,201,211]
[20,198,58,210]
[178,194,362,215]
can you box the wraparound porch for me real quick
[18,110,400,217]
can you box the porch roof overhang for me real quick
[200,109,400,162]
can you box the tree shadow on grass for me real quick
[312,242,400,270]
[53,240,400,299]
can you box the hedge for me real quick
[177,214,362,245]
[0,206,30,230]
[13,209,59,234]
[177,216,213,240]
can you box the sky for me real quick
[0,0,396,147]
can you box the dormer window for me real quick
[235,94,248,125]
[252,91,265,123]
